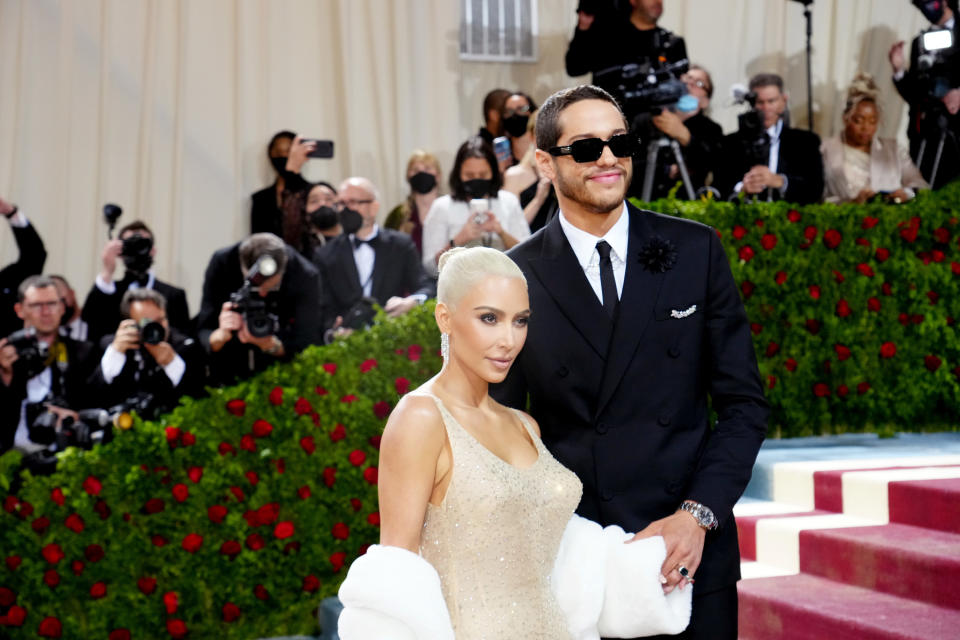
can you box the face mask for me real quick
[914,0,945,23]
[408,171,437,194]
[270,156,288,174]
[308,206,339,231]
[676,94,700,113]
[503,114,530,138]
[339,208,363,235]
[463,178,492,198]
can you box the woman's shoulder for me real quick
[495,189,522,208]
[382,392,447,451]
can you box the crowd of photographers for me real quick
[1,0,958,472]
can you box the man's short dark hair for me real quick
[118,220,153,239]
[312,180,337,195]
[482,89,511,124]
[120,288,167,317]
[448,137,502,202]
[18,275,58,302]
[267,130,296,158]
[749,73,784,94]
[239,233,289,274]
[535,85,627,151]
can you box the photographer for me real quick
[890,0,960,188]
[89,289,206,420]
[0,276,99,455]
[716,73,823,204]
[195,233,323,385]
[82,220,191,345]
[0,195,46,338]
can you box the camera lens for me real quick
[138,320,166,345]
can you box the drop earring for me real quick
[440,332,450,362]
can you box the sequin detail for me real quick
[419,393,583,640]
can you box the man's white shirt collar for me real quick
[558,202,629,268]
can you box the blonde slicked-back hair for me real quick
[437,247,526,308]
[843,72,881,120]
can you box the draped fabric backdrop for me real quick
[0,0,928,310]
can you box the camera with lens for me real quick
[4,327,49,379]
[595,57,691,128]
[230,255,281,338]
[732,89,771,169]
[25,400,115,456]
[121,232,154,276]
[137,318,166,345]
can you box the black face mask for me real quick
[308,206,339,232]
[462,178,492,198]
[339,208,364,235]
[914,0,945,23]
[408,171,437,194]
[270,156,288,175]
[503,114,530,138]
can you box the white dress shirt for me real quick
[99,345,186,386]
[14,368,52,453]
[557,203,629,306]
[351,225,380,297]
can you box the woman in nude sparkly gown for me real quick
[338,247,690,640]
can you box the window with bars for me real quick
[460,0,538,62]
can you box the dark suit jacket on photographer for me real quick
[82,276,191,346]
[195,242,323,386]
[649,112,724,200]
[88,328,207,420]
[716,126,824,205]
[0,336,99,454]
[313,228,434,329]
[0,217,46,338]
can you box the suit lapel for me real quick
[527,216,613,359]
[337,238,363,300]
[594,207,666,418]
[369,234,387,302]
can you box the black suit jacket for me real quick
[251,183,282,237]
[716,125,824,205]
[492,204,769,594]
[195,242,323,386]
[314,229,434,325]
[0,221,46,338]
[82,277,191,346]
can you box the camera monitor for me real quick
[923,28,954,52]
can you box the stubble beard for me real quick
[554,163,632,215]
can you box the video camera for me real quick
[230,255,281,338]
[595,57,691,126]
[4,327,49,379]
[732,86,772,168]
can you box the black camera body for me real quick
[5,328,49,379]
[230,255,280,339]
[595,57,690,128]
[735,91,772,169]
[137,318,166,345]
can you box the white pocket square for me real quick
[670,305,697,319]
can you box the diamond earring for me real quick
[440,332,450,362]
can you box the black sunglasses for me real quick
[547,134,637,163]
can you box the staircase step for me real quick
[813,464,960,513]
[798,522,960,610]
[889,477,960,533]
[841,466,960,523]
[738,573,960,640]
[733,503,827,562]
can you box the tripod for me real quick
[640,136,695,202]
[915,120,959,188]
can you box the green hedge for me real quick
[2,184,960,638]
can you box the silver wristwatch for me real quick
[680,500,718,530]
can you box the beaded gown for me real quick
[419,393,583,639]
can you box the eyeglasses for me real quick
[503,104,532,118]
[548,134,637,163]
[24,301,61,312]
[333,199,374,210]
[682,76,709,92]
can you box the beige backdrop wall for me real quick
[0,0,928,311]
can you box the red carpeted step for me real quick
[738,573,960,640]
[798,523,960,610]
[812,464,960,513]
[889,477,960,534]
[735,509,830,562]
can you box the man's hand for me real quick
[0,338,18,386]
[209,302,242,352]
[285,136,316,175]
[0,196,15,217]
[143,341,176,367]
[111,320,141,354]
[384,296,418,318]
[629,511,706,593]
[888,188,911,203]
[236,324,281,355]
[853,187,877,204]
[46,405,80,428]
[889,41,906,74]
[942,88,960,115]
[742,165,784,194]
[577,10,595,31]
[100,239,123,282]
[652,110,691,146]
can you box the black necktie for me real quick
[596,240,618,318]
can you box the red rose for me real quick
[823,229,842,249]
[303,574,320,592]
[5,604,27,626]
[813,383,831,397]
[269,386,284,405]
[246,534,265,551]
[330,551,347,572]
[6,555,22,571]
[274,521,295,539]
[364,467,379,485]
[222,602,241,622]
[867,297,881,312]
[3,495,18,514]
[330,423,346,442]
[407,344,423,361]
[373,401,392,419]
[172,483,189,503]
[332,522,350,540]
[368,512,381,526]
[934,227,950,243]
[341,394,358,403]
[834,344,851,361]
[44,569,60,587]
[182,533,203,553]
[187,466,203,483]
[831,270,845,284]
[764,341,780,357]
[85,544,104,563]
[16,500,33,518]
[312,412,321,426]
[137,576,157,594]
[143,496,165,513]
[349,450,367,466]
[65,513,85,533]
[254,584,270,601]
[297,485,312,500]
[208,504,228,524]
[94,500,110,520]
[896,313,907,326]
[90,581,107,599]
[165,426,180,447]
[50,487,65,507]
[809,285,820,300]
[323,467,337,488]
[71,560,85,575]
[773,270,787,286]
[180,431,195,446]
[837,384,849,398]
[925,355,942,371]
[256,502,280,526]
[787,209,801,222]
[785,358,798,372]
[856,263,874,277]
[109,630,131,640]
[350,498,362,512]
[220,540,242,558]
[166,619,187,639]
[323,363,337,375]
[229,486,246,502]
[933,249,945,262]
[912,314,925,325]
[275,458,286,473]
[82,475,102,496]
[252,419,273,438]
[767,375,777,389]
[360,358,378,373]
[0,586,15,606]
[225,399,246,416]
[901,226,918,242]
[395,377,411,395]
[836,299,851,318]
[862,216,879,229]
[952,262,960,275]
[370,434,382,449]
[294,397,313,416]
[38,616,62,638]
[163,591,178,614]
[760,233,777,250]
[738,245,755,262]
[732,225,747,240]
[750,323,763,335]
[218,441,236,456]
[245,471,260,486]
[283,541,301,554]
[855,237,870,247]
[880,342,897,358]
[315,385,328,396]
[928,291,940,305]
[918,250,932,264]
[151,535,168,547]
[881,282,893,296]
[240,434,256,452]
[805,318,820,334]
[740,281,755,298]
[875,247,890,262]
[32,516,50,534]
[300,436,316,455]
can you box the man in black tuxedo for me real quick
[492,85,768,639]
[195,232,323,385]
[0,195,47,338]
[89,289,206,420]
[82,221,191,345]
[716,73,823,204]
[314,177,433,336]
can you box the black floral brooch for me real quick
[637,235,678,274]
